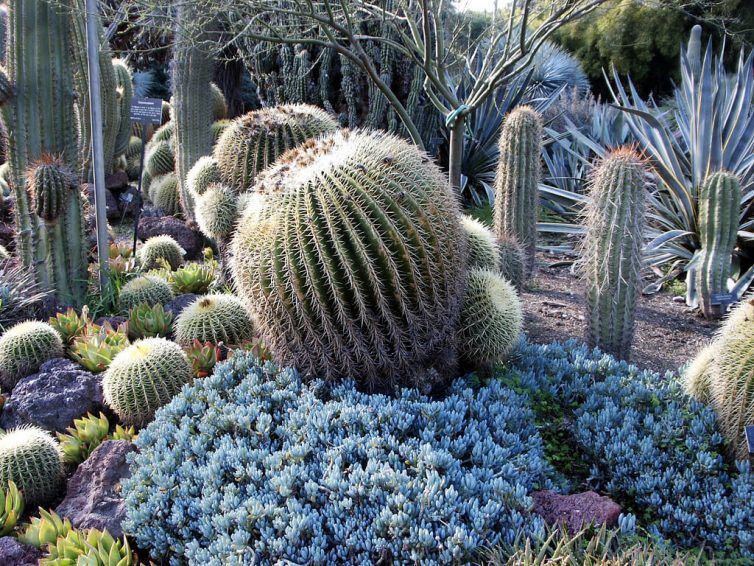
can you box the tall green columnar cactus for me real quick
[696,171,741,319]
[112,59,134,161]
[0,0,80,290]
[687,24,703,79]
[581,148,648,360]
[172,5,216,222]
[231,130,465,391]
[493,106,543,278]
[26,158,88,306]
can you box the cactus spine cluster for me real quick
[458,269,522,366]
[231,130,465,390]
[137,235,184,271]
[581,148,648,360]
[172,8,217,221]
[118,276,174,312]
[493,106,543,278]
[174,294,254,347]
[0,426,63,507]
[696,171,741,319]
[460,216,500,272]
[103,338,193,427]
[0,321,63,391]
[703,297,754,460]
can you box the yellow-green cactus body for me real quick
[118,276,174,312]
[174,294,253,347]
[137,235,184,271]
[0,321,63,390]
[461,215,500,271]
[0,426,63,507]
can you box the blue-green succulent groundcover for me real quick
[123,340,754,564]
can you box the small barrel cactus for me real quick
[174,294,253,347]
[145,140,175,178]
[458,268,522,366]
[493,106,543,277]
[152,122,175,144]
[151,173,180,215]
[103,338,193,427]
[696,171,741,319]
[212,120,230,143]
[231,130,465,390]
[119,276,174,312]
[707,297,754,460]
[186,155,222,197]
[214,104,339,191]
[0,321,63,391]
[195,184,238,240]
[210,83,228,120]
[497,235,525,291]
[0,426,63,507]
[26,158,74,222]
[683,342,716,404]
[461,215,501,272]
[580,148,648,361]
[137,235,184,271]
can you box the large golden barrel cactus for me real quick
[231,130,465,390]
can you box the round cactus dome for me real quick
[458,269,522,366]
[231,129,465,390]
[137,235,184,271]
[103,338,193,428]
[186,155,222,197]
[0,320,63,391]
[174,294,253,347]
[0,426,63,506]
[461,215,501,272]
[119,275,174,312]
[195,184,238,240]
[214,104,339,192]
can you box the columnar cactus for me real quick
[458,269,522,367]
[0,427,63,507]
[103,338,193,427]
[461,216,501,272]
[137,235,184,271]
[119,276,174,312]
[174,294,254,347]
[497,236,525,291]
[172,11,217,221]
[0,0,84,301]
[25,158,88,306]
[696,171,741,319]
[231,130,465,390]
[0,321,63,390]
[706,297,754,460]
[493,106,543,277]
[112,59,134,161]
[214,104,339,192]
[581,148,648,360]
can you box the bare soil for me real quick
[521,252,720,375]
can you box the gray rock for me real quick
[56,440,136,538]
[138,216,204,259]
[117,186,143,217]
[165,293,199,319]
[0,358,104,433]
[531,490,621,534]
[0,536,44,565]
[106,171,130,192]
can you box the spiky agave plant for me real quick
[231,130,465,390]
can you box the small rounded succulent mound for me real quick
[214,104,339,192]
[0,321,63,391]
[103,338,192,427]
[707,297,754,460]
[195,184,238,240]
[186,155,222,197]
[683,343,716,403]
[174,294,253,347]
[123,354,550,563]
[458,269,522,365]
[145,140,175,178]
[26,158,76,223]
[0,426,63,507]
[497,235,526,291]
[461,215,500,271]
[119,275,174,312]
[137,235,184,271]
[231,130,465,389]
[150,173,180,215]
